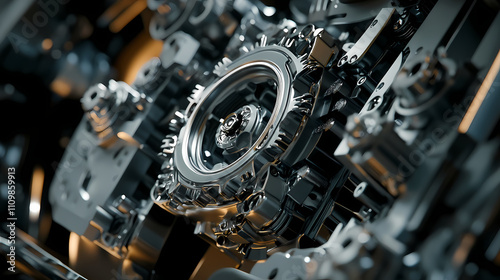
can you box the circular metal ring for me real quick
[174,46,302,187]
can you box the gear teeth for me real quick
[275,133,292,151]
[260,35,268,47]
[299,53,309,64]
[278,36,286,46]
[310,0,331,13]
[189,84,205,103]
[213,57,233,76]
[240,46,250,53]
[169,111,186,133]
[292,93,314,115]
[161,135,177,154]
[284,38,295,48]
[158,39,326,215]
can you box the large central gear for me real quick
[174,46,304,202]
[151,24,343,256]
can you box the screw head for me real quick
[354,182,367,197]
[349,55,358,64]
[394,18,404,30]
[338,56,348,67]
[357,76,367,86]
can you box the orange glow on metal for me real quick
[459,50,500,133]
[114,30,163,84]
[117,131,141,147]
[158,4,172,15]
[29,166,44,222]
[68,232,80,267]
[453,233,476,266]
[100,0,135,24]
[109,0,148,33]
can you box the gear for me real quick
[151,23,344,256]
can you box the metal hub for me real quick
[215,104,263,152]
[217,111,245,148]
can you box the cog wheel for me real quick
[152,23,343,257]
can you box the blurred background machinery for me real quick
[1,0,500,279]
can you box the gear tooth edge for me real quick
[189,84,205,102]
[213,57,233,76]
[260,35,268,47]
[213,62,224,76]
[240,46,250,53]
[222,57,232,65]
[160,135,177,154]
[278,36,286,46]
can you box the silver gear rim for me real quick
[177,47,301,185]
[152,25,340,233]
[152,45,310,214]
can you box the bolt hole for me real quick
[216,236,228,246]
[354,182,367,197]
[409,63,422,77]
[299,24,314,39]
[270,166,279,176]
[342,238,352,248]
[376,82,385,91]
[269,268,278,279]
[113,147,124,159]
[308,193,317,200]
[367,96,382,111]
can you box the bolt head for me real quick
[349,55,358,64]
[357,76,367,86]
